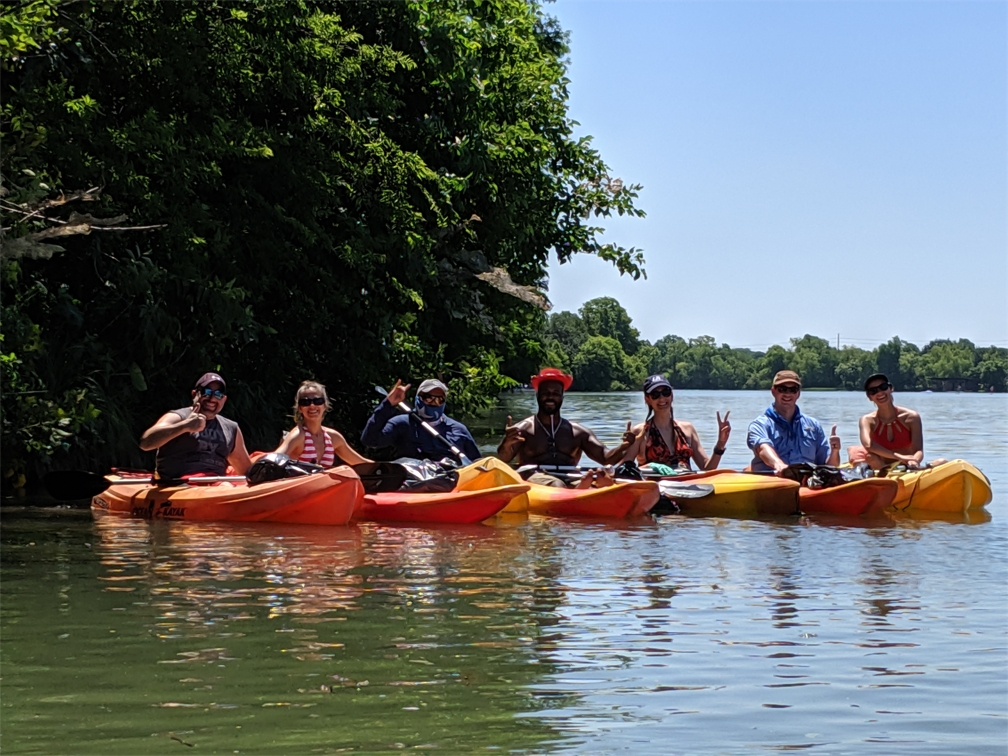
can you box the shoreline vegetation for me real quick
[2,2,1004,494]
[538,297,1007,395]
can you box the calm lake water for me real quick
[3,390,1006,754]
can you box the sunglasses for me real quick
[197,387,226,400]
[775,384,800,395]
[866,382,892,396]
[298,396,327,407]
[648,387,672,400]
[419,393,445,406]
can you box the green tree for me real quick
[579,296,640,355]
[570,335,629,391]
[1,0,646,486]
[789,335,837,388]
[544,310,589,360]
[975,347,1008,391]
[835,346,876,390]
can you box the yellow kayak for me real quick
[665,470,800,518]
[455,457,530,513]
[885,460,992,513]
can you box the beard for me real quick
[536,394,564,416]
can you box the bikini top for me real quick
[299,429,335,467]
[644,418,693,470]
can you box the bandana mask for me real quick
[414,395,446,422]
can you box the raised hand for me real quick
[621,420,637,447]
[716,410,731,447]
[387,379,410,407]
[188,394,207,434]
[829,424,841,452]
[503,415,526,446]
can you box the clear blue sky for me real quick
[543,1,1007,351]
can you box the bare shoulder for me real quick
[897,406,921,424]
[677,419,698,434]
[631,421,646,434]
[859,410,878,427]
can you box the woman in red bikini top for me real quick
[853,373,936,470]
[275,380,372,468]
[617,375,732,472]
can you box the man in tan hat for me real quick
[140,372,252,479]
[746,370,840,474]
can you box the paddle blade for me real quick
[43,470,111,500]
[658,481,715,500]
[374,385,388,397]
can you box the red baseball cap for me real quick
[530,367,573,391]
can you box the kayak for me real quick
[526,479,660,518]
[90,467,363,525]
[662,470,800,518]
[798,478,899,517]
[455,457,531,513]
[885,460,992,513]
[356,483,529,524]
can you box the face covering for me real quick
[414,395,446,422]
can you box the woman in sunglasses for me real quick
[617,374,731,472]
[275,380,371,467]
[850,373,940,470]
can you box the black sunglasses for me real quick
[198,387,226,400]
[775,384,800,395]
[648,387,672,399]
[298,396,326,407]
[866,382,892,396]
[419,393,445,406]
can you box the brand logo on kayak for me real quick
[93,497,109,510]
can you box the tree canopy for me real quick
[1,0,645,490]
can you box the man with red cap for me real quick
[140,372,252,479]
[497,368,630,486]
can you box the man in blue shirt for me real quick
[747,370,841,474]
[361,378,480,462]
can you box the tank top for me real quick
[871,417,913,452]
[299,429,335,467]
[155,408,238,480]
[643,418,693,470]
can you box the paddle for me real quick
[43,470,247,500]
[374,385,473,466]
[515,464,715,498]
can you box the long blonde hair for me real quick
[293,380,331,427]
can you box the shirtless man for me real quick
[496,368,629,487]
[140,372,253,480]
[853,373,943,471]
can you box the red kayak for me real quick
[356,483,529,524]
[798,478,899,517]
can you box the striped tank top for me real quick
[299,429,335,467]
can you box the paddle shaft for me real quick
[375,386,472,465]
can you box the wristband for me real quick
[713,446,726,456]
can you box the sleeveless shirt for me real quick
[155,407,238,480]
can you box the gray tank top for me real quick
[155,407,239,480]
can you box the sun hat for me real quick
[530,367,573,391]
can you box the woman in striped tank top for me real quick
[275,381,371,467]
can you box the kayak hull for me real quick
[887,460,992,513]
[799,478,899,517]
[667,471,800,518]
[526,480,660,518]
[90,468,362,525]
[357,483,529,524]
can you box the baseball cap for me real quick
[642,374,672,394]
[194,372,226,391]
[772,370,802,388]
[417,378,448,395]
[863,373,889,392]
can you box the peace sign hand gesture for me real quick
[716,410,731,448]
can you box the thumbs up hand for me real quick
[621,420,638,447]
[829,424,841,451]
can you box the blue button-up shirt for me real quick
[360,398,480,462]
[747,405,829,472]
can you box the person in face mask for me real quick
[360,377,480,462]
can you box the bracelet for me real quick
[713,446,726,456]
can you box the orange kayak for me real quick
[526,480,660,518]
[798,478,899,517]
[357,483,529,524]
[90,467,363,525]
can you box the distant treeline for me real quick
[539,298,1008,393]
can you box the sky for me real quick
[542,1,1007,351]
